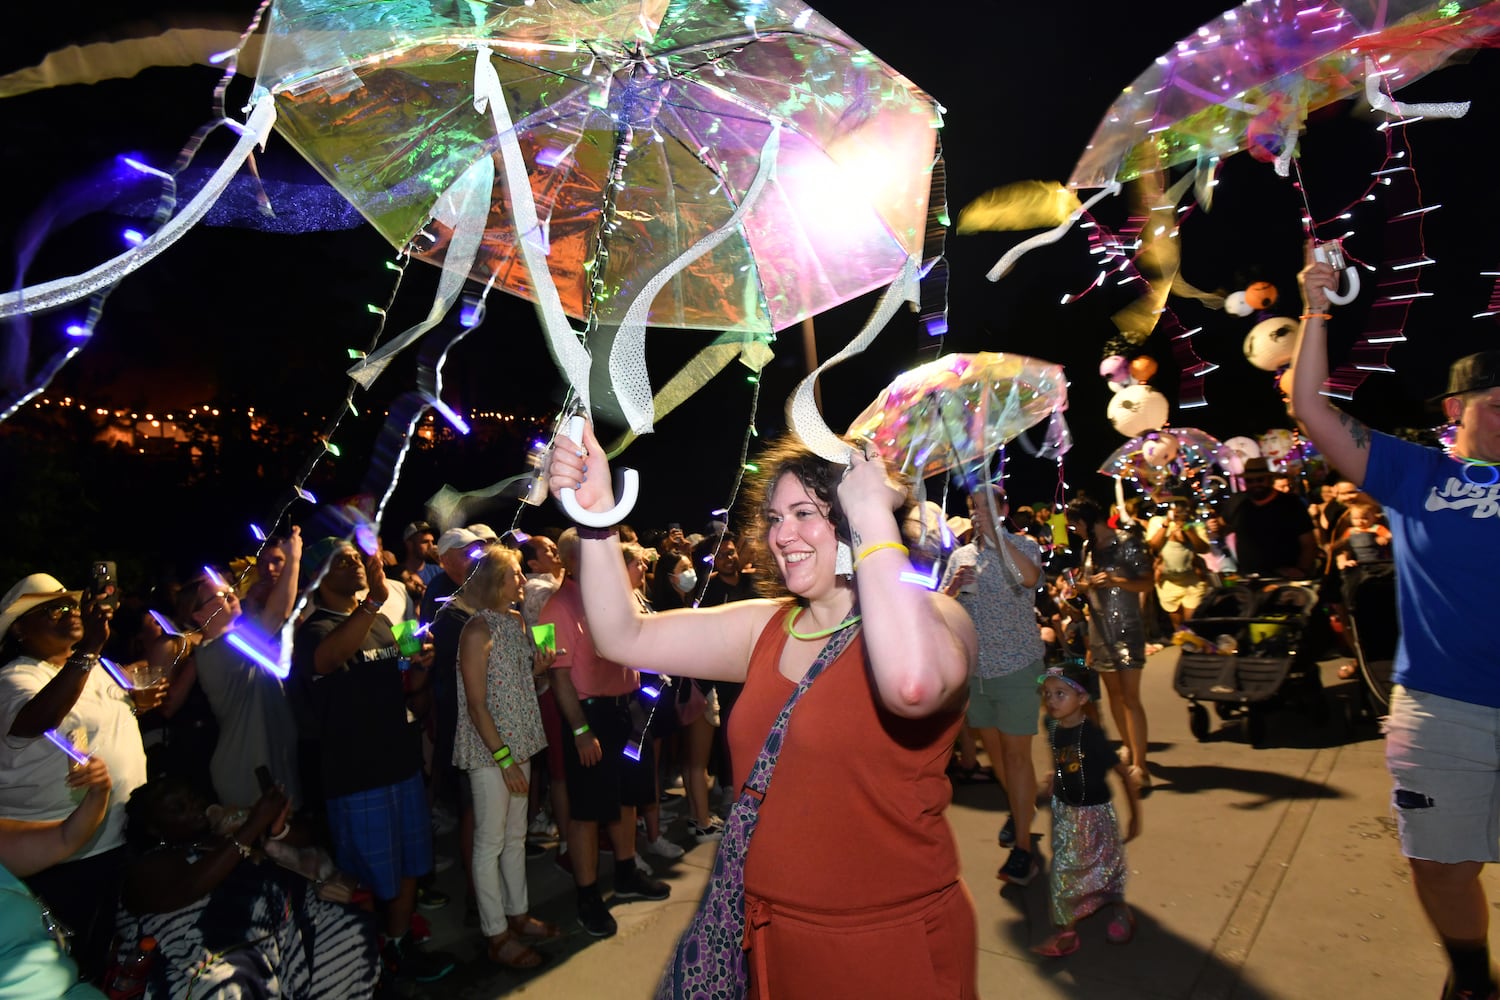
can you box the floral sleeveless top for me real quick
[453,609,547,769]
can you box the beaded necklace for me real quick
[1053,721,1088,807]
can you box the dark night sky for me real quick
[3,2,1498,535]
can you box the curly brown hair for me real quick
[738,434,915,601]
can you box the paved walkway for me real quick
[406,650,1496,998]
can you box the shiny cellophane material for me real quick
[846,352,1068,480]
[253,0,941,336]
[1070,0,1500,188]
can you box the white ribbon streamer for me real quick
[985,181,1121,282]
[786,254,920,464]
[1364,57,1470,120]
[476,44,594,413]
[610,124,781,434]
[0,95,277,319]
[346,154,493,388]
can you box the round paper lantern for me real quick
[1141,432,1179,468]
[1107,384,1170,437]
[1224,290,1253,317]
[1099,354,1130,384]
[1245,281,1278,311]
[1221,435,1261,475]
[1243,316,1300,371]
[1128,356,1158,382]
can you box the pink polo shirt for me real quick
[538,578,638,698]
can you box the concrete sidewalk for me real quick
[410,650,1493,998]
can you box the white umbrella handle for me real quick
[1312,242,1360,306]
[557,416,639,528]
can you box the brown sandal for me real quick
[488,933,544,970]
[509,915,563,940]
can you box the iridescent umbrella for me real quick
[985,0,1500,284]
[254,0,940,423]
[1097,426,1231,482]
[845,352,1070,482]
[1070,0,1500,189]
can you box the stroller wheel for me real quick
[1188,704,1210,741]
[1213,701,1238,721]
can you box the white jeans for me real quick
[468,761,531,936]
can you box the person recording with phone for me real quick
[0,572,167,982]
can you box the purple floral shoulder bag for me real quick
[654,622,860,1000]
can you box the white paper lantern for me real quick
[1243,316,1300,371]
[1221,435,1261,475]
[1107,384,1170,437]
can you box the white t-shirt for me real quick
[0,657,148,858]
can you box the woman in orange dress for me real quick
[548,427,979,998]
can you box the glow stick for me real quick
[97,656,133,690]
[43,729,90,766]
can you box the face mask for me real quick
[673,569,698,593]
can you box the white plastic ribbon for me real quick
[985,181,1121,282]
[610,124,781,434]
[346,154,493,388]
[0,94,277,319]
[477,44,594,413]
[786,254,920,464]
[1364,57,1470,120]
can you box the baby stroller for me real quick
[1172,579,1329,747]
[1340,561,1398,717]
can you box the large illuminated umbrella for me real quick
[844,352,1070,482]
[255,0,940,421]
[984,0,1500,284]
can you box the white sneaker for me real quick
[687,819,724,843]
[527,811,557,840]
[645,835,685,859]
[633,854,655,876]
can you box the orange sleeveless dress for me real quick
[726,607,978,998]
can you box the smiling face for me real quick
[497,561,524,607]
[765,472,841,599]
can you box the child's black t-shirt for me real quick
[1049,717,1115,806]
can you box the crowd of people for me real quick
[1,321,1491,996]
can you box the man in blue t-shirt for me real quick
[1293,252,1500,1000]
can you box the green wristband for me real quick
[572,723,590,737]
[492,745,513,767]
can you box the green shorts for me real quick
[967,660,1045,736]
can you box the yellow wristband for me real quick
[852,541,909,571]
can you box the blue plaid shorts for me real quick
[326,772,432,900]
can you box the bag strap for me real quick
[742,619,860,798]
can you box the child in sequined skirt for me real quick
[1031,664,1142,957]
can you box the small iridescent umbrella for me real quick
[845,352,1071,482]
[1098,427,1230,480]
